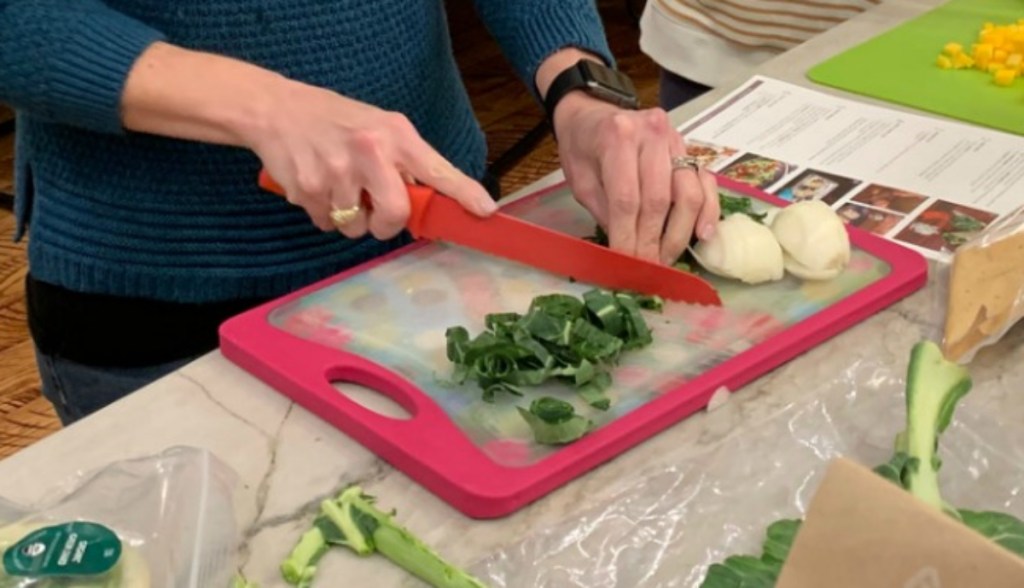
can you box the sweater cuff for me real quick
[477,1,615,101]
[0,4,166,134]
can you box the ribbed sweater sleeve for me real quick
[0,0,166,134]
[472,0,615,98]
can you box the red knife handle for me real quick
[257,168,437,239]
[258,168,286,196]
[404,184,437,240]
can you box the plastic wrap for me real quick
[942,203,1024,364]
[0,446,240,588]
[470,348,1024,587]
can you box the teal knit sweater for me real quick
[1,0,612,304]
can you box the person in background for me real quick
[0,1,721,425]
[639,0,879,109]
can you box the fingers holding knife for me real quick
[249,87,496,241]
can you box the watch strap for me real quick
[543,63,588,121]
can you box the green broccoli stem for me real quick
[231,572,261,588]
[902,340,972,515]
[321,495,373,555]
[280,526,328,587]
[340,489,488,588]
[373,523,487,588]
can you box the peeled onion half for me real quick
[771,200,851,281]
[691,214,785,285]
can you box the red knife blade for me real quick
[258,170,721,306]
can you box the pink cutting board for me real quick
[219,177,927,519]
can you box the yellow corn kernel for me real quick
[953,53,975,69]
[994,68,1017,86]
[937,20,1024,84]
[974,43,994,69]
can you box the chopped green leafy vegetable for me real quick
[445,288,662,445]
[445,288,661,413]
[517,397,594,445]
[702,555,779,588]
[719,193,768,223]
[583,224,609,247]
[700,340,1024,587]
[701,520,801,588]
[281,486,487,588]
[761,519,801,565]
[959,510,1024,557]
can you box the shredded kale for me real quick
[445,288,662,444]
[517,397,594,445]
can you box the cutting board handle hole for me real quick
[331,381,413,421]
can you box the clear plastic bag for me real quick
[942,203,1024,364]
[469,344,1024,587]
[0,446,240,588]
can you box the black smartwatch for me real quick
[543,59,640,125]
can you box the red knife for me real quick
[258,170,721,306]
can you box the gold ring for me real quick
[329,204,361,226]
[671,155,701,172]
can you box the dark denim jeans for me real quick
[34,347,199,426]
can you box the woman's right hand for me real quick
[120,42,497,240]
[243,81,497,239]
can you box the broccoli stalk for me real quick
[231,572,262,588]
[281,486,487,588]
[874,340,971,516]
[280,526,329,586]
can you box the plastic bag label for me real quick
[2,522,121,578]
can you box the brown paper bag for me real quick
[777,458,1024,588]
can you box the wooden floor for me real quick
[0,1,658,458]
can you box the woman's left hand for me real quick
[552,93,720,266]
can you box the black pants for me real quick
[658,68,712,111]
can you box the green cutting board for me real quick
[807,0,1024,136]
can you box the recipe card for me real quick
[678,76,1024,261]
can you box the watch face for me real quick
[579,60,639,107]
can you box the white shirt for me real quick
[640,0,878,87]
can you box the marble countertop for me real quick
[4,0,1019,586]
